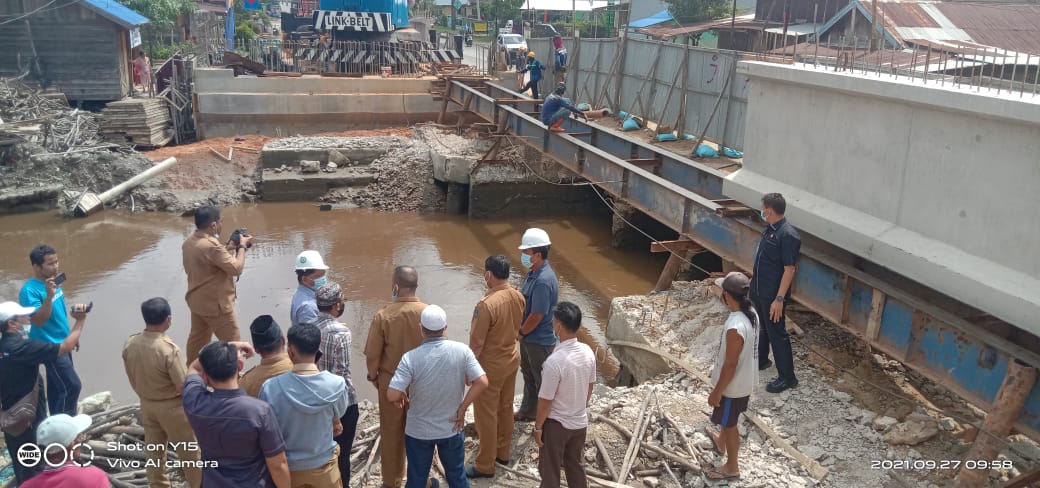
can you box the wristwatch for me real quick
[775,295,785,303]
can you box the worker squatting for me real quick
[0,193,801,487]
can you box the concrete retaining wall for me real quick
[727,61,1040,333]
[194,69,442,138]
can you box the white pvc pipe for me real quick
[98,157,177,204]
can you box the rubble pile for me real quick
[0,77,106,153]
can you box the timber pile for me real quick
[100,98,174,147]
[0,77,107,153]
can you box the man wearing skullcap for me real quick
[240,315,293,397]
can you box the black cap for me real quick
[250,315,283,350]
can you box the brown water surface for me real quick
[0,203,665,402]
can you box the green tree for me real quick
[665,0,730,23]
[118,0,197,58]
[482,0,523,33]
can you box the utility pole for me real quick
[870,0,878,50]
[573,0,577,38]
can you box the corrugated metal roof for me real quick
[81,0,148,28]
[934,2,1040,54]
[628,9,672,28]
[637,14,763,38]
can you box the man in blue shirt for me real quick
[290,250,329,326]
[519,52,544,99]
[260,323,349,486]
[514,228,559,422]
[18,245,83,416]
[540,83,587,132]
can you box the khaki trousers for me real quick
[185,312,240,365]
[473,364,518,474]
[291,445,342,488]
[378,373,407,488]
[140,398,202,488]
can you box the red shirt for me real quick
[21,463,110,488]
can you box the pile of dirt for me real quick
[607,280,1040,487]
[347,140,445,212]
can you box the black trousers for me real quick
[522,79,540,100]
[752,294,797,383]
[334,403,360,486]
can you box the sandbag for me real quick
[621,117,641,131]
[695,144,719,158]
[618,110,629,119]
[682,133,695,140]
[723,147,744,158]
[576,102,591,111]
[656,133,678,142]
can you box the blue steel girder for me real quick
[447,80,1040,442]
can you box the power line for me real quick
[0,0,80,26]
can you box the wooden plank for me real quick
[865,289,886,341]
[494,98,542,103]
[649,240,704,253]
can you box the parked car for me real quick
[496,33,526,68]
[530,23,559,39]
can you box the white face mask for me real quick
[21,322,31,337]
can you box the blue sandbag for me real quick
[618,110,628,119]
[576,102,591,111]
[723,147,744,158]
[682,133,695,140]
[656,133,678,142]
[621,118,641,131]
[695,144,719,158]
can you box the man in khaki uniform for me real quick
[466,255,525,478]
[182,205,252,365]
[240,315,293,397]
[364,266,426,488]
[122,297,202,488]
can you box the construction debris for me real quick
[0,77,105,153]
[100,98,174,147]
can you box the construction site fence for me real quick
[527,37,751,152]
[229,39,427,76]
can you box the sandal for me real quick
[705,467,740,480]
[703,426,723,456]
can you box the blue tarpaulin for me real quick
[628,9,672,28]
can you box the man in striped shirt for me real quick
[313,282,358,486]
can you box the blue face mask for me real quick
[392,286,398,300]
[520,253,533,268]
[312,276,328,289]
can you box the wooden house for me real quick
[0,0,149,102]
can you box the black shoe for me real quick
[766,378,799,393]
[758,359,773,371]
[428,479,440,488]
[495,458,510,466]
[465,465,494,479]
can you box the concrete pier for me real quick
[194,69,445,138]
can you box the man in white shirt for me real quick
[705,272,759,481]
[534,302,596,488]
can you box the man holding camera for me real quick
[182,205,253,365]
[19,244,83,417]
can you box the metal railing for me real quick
[229,38,427,76]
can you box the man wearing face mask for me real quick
[313,282,359,485]
[752,193,801,394]
[182,205,253,365]
[291,250,330,327]
[364,266,426,488]
[515,228,559,423]
[0,301,87,485]
[466,255,525,478]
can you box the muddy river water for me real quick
[0,203,666,403]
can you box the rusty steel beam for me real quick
[447,79,1040,442]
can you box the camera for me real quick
[229,228,253,248]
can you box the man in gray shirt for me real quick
[388,305,489,488]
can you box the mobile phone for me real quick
[85,302,93,313]
[53,272,67,286]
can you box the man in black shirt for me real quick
[0,301,87,484]
[751,193,801,394]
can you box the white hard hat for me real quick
[295,250,329,270]
[518,228,551,250]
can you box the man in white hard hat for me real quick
[291,250,330,327]
[21,413,109,487]
[515,228,559,422]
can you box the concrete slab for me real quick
[468,164,605,218]
[605,298,672,384]
[260,169,376,201]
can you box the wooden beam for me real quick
[495,98,542,103]
[568,132,593,137]
[865,289,886,341]
[627,158,662,164]
[650,240,704,253]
